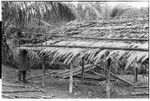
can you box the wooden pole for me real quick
[81,57,84,84]
[69,62,73,93]
[106,58,111,98]
[21,44,148,52]
[51,35,148,42]
[42,57,46,86]
[133,62,138,85]
[134,67,138,84]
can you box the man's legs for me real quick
[22,71,28,83]
[18,70,22,82]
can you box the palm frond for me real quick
[100,3,131,18]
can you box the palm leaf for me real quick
[125,52,138,70]
[94,49,107,65]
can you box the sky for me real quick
[71,1,149,8]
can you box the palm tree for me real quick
[2,1,76,64]
[99,3,131,18]
[75,2,103,20]
[2,1,76,38]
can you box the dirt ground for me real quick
[2,65,149,99]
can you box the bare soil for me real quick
[2,65,149,99]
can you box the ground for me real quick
[2,65,149,99]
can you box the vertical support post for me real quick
[106,58,111,98]
[133,63,138,85]
[134,67,138,84]
[42,56,46,86]
[81,57,84,84]
[69,62,73,93]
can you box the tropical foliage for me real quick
[2,1,76,65]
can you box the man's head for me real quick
[20,49,28,56]
[15,31,24,38]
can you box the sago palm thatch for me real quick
[20,35,148,71]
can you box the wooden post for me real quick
[106,58,111,98]
[133,62,138,85]
[134,67,138,84]
[81,57,84,84]
[69,62,73,93]
[42,56,46,86]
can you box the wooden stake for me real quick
[42,57,46,86]
[81,57,84,84]
[106,58,111,98]
[69,62,73,93]
[134,67,138,84]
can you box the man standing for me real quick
[17,49,29,83]
[8,31,34,83]
[16,31,31,83]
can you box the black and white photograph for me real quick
[1,0,149,99]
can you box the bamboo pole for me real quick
[69,62,73,93]
[106,58,111,98]
[21,44,148,52]
[81,57,84,84]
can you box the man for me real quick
[16,31,32,83]
[7,31,40,83]
[17,49,29,83]
[12,31,36,83]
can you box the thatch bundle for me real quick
[27,15,148,43]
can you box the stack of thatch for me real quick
[28,15,148,44]
[19,15,148,76]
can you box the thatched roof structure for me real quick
[20,15,148,70]
[18,15,149,93]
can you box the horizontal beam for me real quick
[20,45,148,52]
[51,35,149,42]
[24,33,149,42]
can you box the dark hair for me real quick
[17,31,23,38]
[20,49,28,56]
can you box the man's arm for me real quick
[19,34,41,44]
